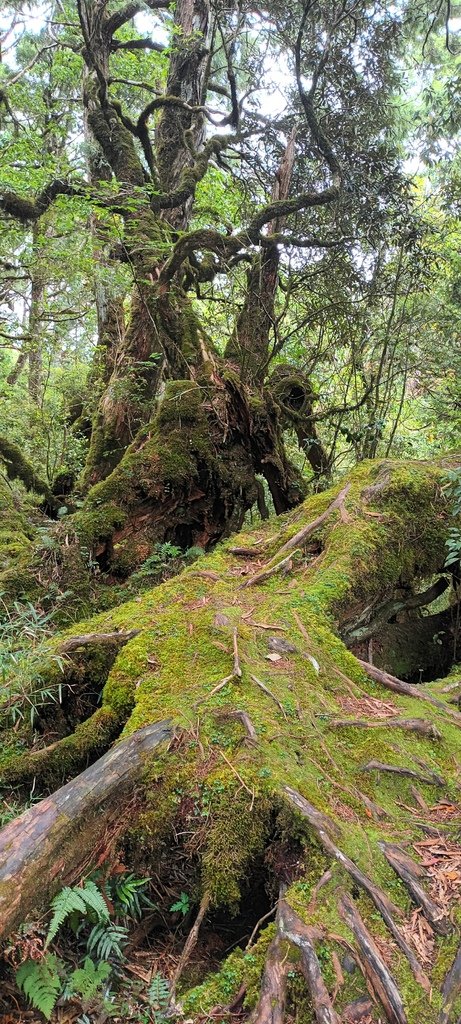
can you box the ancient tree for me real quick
[0,0,411,572]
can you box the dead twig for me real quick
[250,674,287,719]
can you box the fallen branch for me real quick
[0,721,171,940]
[284,786,430,991]
[222,709,258,744]
[361,760,445,788]
[240,549,300,589]
[251,674,287,718]
[339,892,407,1024]
[58,630,139,654]
[380,842,451,936]
[169,891,211,1005]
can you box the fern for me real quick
[148,972,170,1021]
[69,957,111,1003]
[16,954,63,1020]
[113,873,151,920]
[46,880,109,947]
[86,921,128,962]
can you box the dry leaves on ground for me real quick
[401,908,435,967]
[337,694,397,718]
[414,837,461,907]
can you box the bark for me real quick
[73,375,305,573]
[0,722,171,941]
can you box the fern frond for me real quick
[16,954,63,1020]
[148,971,169,1011]
[70,957,111,1002]
[45,880,109,948]
[45,887,88,947]
[79,880,110,922]
[86,922,128,962]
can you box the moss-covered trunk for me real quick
[2,457,461,1023]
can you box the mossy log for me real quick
[0,722,171,939]
[2,457,461,1023]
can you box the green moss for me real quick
[7,456,461,1021]
[201,786,271,910]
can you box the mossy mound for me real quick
[2,456,461,1023]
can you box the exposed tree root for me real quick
[329,717,442,739]
[278,899,341,1024]
[344,576,449,643]
[439,942,461,1024]
[284,786,431,991]
[269,483,351,562]
[380,842,451,936]
[249,915,288,1024]
[0,721,171,940]
[361,760,445,788]
[241,549,300,589]
[357,660,461,726]
[339,893,407,1024]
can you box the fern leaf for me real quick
[87,922,127,961]
[16,955,62,1020]
[148,971,169,1010]
[79,880,110,922]
[45,887,88,946]
[70,957,111,1002]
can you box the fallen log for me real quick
[0,721,171,941]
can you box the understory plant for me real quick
[13,873,161,1020]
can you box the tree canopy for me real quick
[2,2,461,1023]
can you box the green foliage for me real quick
[147,972,170,1023]
[444,469,461,566]
[45,880,109,947]
[109,873,153,921]
[0,596,65,725]
[170,891,190,916]
[86,922,128,962]
[16,953,63,1020]
[69,957,111,1002]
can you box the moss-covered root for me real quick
[0,722,171,941]
[72,378,260,574]
[0,475,36,593]
[0,631,139,791]
[3,455,461,1023]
